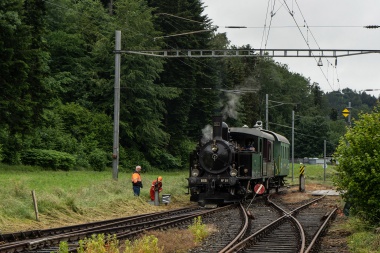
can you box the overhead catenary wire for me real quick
[268,122,337,146]
[280,0,335,91]
[260,0,272,49]
[228,25,369,29]
[293,0,341,90]
[257,0,340,93]
[153,29,212,40]
[153,14,238,92]
[261,0,278,50]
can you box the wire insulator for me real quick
[364,25,380,29]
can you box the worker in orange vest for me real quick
[150,176,163,201]
[131,165,142,196]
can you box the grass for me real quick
[340,217,380,253]
[287,163,337,187]
[0,164,191,233]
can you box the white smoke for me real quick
[221,76,260,121]
[222,92,239,120]
[201,124,213,144]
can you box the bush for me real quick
[77,234,119,253]
[151,151,182,171]
[124,235,163,253]
[333,105,380,223]
[88,149,109,171]
[21,149,76,170]
[188,216,208,243]
[0,143,3,162]
[119,147,152,172]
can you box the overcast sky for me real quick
[201,0,380,97]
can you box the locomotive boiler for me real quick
[188,115,290,206]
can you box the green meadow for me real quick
[0,164,190,233]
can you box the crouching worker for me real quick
[150,176,163,201]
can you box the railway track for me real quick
[0,205,232,253]
[191,191,338,253]
[0,191,339,253]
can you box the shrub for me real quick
[58,241,69,253]
[124,235,163,253]
[0,143,3,162]
[188,216,208,243]
[88,149,109,171]
[77,234,119,253]
[119,147,152,172]
[333,105,380,223]
[21,149,75,170]
[151,151,182,171]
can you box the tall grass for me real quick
[0,162,339,233]
[0,163,190,232]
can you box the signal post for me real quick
[299,163,305,192]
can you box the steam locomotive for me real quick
[188,116,290,206]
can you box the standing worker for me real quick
[131,165,143,196]
[150,176,163,201]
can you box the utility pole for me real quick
[348,102,352,127]
[112,30,121,180]
[324,140,327,181]
[292,110,295,182]
[265,94,269,130]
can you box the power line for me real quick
[153,29,212,40]
[227,25,369,29]
[269,122,337,145]
[260,0,272,49]
[281,0,335,91]
[155,13,206,25]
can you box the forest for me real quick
[1,0,378,172]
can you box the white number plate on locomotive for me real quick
[200,179,207,183]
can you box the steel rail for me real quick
[0,205,232,253]
[0,207,198,243]
[304,207,338,253]
[218,203,250,253]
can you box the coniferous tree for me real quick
[0,0,53,163]
[147,0,221,160]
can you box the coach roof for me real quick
[229,127,275,141]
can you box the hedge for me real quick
[21,149,75,171]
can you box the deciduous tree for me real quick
[334,105,380,223]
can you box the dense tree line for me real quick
[0,0,378,172]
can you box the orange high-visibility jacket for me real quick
[131,172,142,186]
[150,180,162,200]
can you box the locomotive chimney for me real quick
[212,115,223,139]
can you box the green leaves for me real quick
[334,105,380,223]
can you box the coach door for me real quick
[262,139,273,176]
[267,141,273,176]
